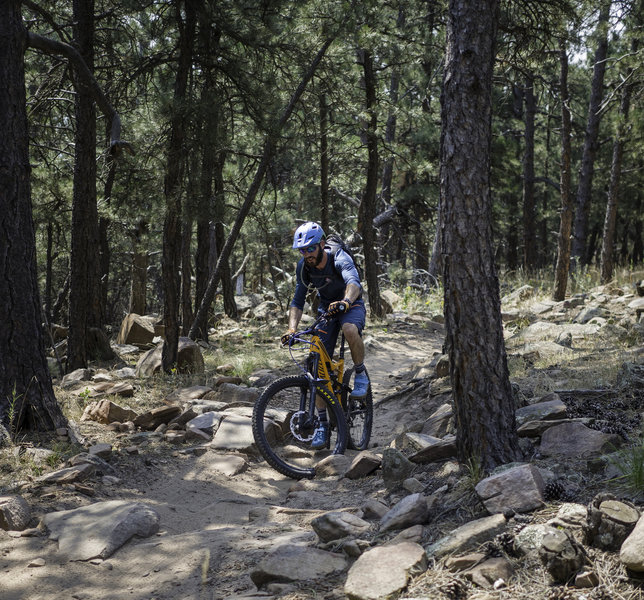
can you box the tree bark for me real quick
[320,92,330,233]
[358,48,383,318]
[522,74,537,271]
[0,0,66,434]
[439,0,520,471]
[189,38,334,340]
[67,0,100,371]
[571,1,611,266]
[161,0,197,371]
[553,39,574,302]
[600,61,634,282]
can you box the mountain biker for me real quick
[282,221,369,449]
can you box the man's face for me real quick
[300,241,324,267]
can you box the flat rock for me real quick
[250,545,347,587]
[344,542,427,600]
[539,422,622,457]
[426,514,506,559]
[475,464,544,514]
[41,500,160,560]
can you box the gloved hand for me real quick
[281,329,296,346]
[327,299,351,317]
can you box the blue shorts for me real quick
[318,300,366,358]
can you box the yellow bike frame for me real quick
[307,332,347,408]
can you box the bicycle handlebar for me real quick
[282,312,335,347]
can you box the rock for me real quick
[209,455,248,477]
[381,448,415,486]
[462,556,514,588]
[475,464,545,514]
[539,526,588,584]
[136,337,204,377]
[403,478,425,493]
[80,399,138,424]
[165,385,213,403]
[385,524,424,546]
[212,382,261,405]
[380,493,429,532]
[41,500,160,560]
[35,463,95,484]
[315,454,351,478]
[116,313,156,346]
[539,422,622,458]
[426,514,506,559]
[250,545,347,587]
[620,514,644,572]
[362,499,389,520]
[421,403,453,437]
[88,443,112,459]
[0,495,31,530]
[515,398,567,426]
[584,493,640,551]
[408,436,457,464]
[210,415,258,453]
[61,368,92,388]
[311,511,371,542]
[185,411,224,435]
[344,542,427,600]
[514,523,551,556]
[134,405,182,430]
[344,451,381,479]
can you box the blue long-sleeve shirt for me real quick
[290,248,362,311]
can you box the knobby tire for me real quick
[342,367,373,451]
[252,374,348,479]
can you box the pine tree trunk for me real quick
[571,1,611,266]
[553,39,574,302]
[162,0,197,371]
[600,56,634,283]
[358,49,383,318]
[320,93,330,233]
[0,1,66,434]
[522,74,537,271]
[440,0,520,470]
[68,0,100,370]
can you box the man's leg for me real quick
[340,306,369,398]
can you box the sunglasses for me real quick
[299,244,319,255]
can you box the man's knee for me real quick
[342,322,360,338]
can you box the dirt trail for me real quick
[1,321,443,600]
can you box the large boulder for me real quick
[136,337,204,377]
[116,313,156,347]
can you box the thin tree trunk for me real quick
[523,74,537,271]
[320,93,329,233]
[358,48,383,318]
[67,0,99,370]
[553,39,574,301]
[572,1,611,266]
[600,62,634,282]
[161,0,197,371]
[181,217,194,335]
[189,38,334,340]
[440,0,520,470]
[130,249,148,315]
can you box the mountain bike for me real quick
[251,313,373,479]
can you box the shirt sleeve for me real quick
[333,249,362,291]
[289,258,308,310]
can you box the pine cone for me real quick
[547,587,575,600]
[439,578,468,600]
[544,480,565,500]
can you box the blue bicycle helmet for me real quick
[292,221,325,249]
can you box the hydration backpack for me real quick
[301,233,362,286]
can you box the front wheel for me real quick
[342,368,373,451]
[252,375,348,479]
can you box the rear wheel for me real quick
[252,375,347,479]
[342,368,373,451]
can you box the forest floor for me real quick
[1,283,644,600]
